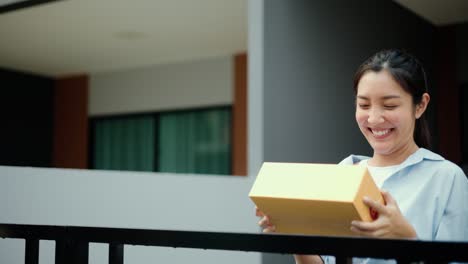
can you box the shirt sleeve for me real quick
[434,167,468,241]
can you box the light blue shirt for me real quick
[324,148,468,264]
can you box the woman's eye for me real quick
[358,104,370,109]
[384,105,397,109]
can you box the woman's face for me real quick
[355,70,419,156]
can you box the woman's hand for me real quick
[350,190,417,239]
[255,207,276,233]
[255,207,323,264]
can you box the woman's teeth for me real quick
[372,129,390,136]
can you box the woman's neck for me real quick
[370,142,419,167]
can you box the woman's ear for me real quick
[415,93,430,119]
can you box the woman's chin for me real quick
[371,144,393,155]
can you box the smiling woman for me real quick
[333,49,468,262]
[257,49,468,264]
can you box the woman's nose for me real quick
[367,108,384,124]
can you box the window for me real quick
[93,115,155,171]
[90,107,231,175]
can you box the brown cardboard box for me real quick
[249,162,384,236]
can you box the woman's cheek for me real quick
[355,111,367,126]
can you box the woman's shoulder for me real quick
[340,148,466,177]
[418,148,464,173]
[339,149,466,174]
[414,149,467,183]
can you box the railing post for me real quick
[109,243,124,264]
[55,239,89,264]
[25,238,39,264]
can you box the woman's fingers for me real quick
[351,219,389,238]
[381,190,396,206]
[255,207,276,233]
[363,196,387,215]
[258,215,276,232]
[262,225,276,233]
[258,215,271,228]
[350,225,369,236]
[352,191,416,239]
[351,220,383,232]
[350,224,387,238]
[255,207,264,217]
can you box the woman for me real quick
[257,49,468,264]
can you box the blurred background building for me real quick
[0,0,467,263]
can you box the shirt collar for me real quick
[340,148,444,169]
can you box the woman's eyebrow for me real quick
[382,95,401,99]
[356,95,401,100]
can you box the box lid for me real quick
[249,162,370,202]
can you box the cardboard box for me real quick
[249,162,384,236]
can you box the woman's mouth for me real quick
[369,128,393,139]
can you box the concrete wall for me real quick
[89,56,233,117]
[250,1,436,263]
[0,166,260,264]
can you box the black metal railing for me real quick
[1,223,468,264]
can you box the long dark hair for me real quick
[353,49,431,149]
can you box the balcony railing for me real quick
[1,223,468,264]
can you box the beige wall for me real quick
[89,56,233,117]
